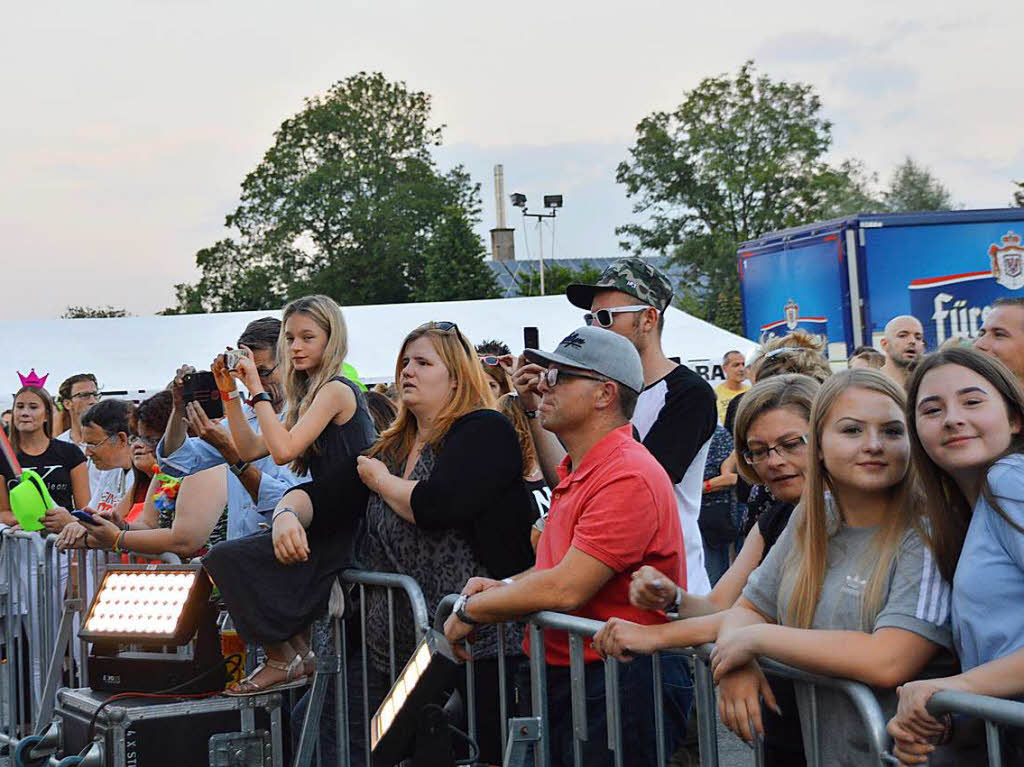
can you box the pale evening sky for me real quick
[1,1,1021,320]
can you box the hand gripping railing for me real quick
[928,689,1024,766]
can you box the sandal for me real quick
[225,654,308,697]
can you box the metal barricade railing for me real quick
[293,567,432,767]
[432,593,902,767]
[1,527,184,760]
[928,689,1024,766]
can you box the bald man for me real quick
[975,298,1024,382]
[880,315,925,386]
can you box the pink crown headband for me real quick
[17,369,49,389]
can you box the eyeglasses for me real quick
[743,434,809,464]
[256,362,279,379]
[479,355,513,367]
[71,391,101,401]
[129,434,159,449]
[542,367,608,388]
[83,434,117,450]
[583,305,653,328]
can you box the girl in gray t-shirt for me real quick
[710,369,953,767]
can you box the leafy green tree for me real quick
[61,305,131,319]
[415,206,499,301]
[172,72,484,312]
[821,159,887,217]
[883,157,956,212]
[1012,181,1024,208]
[514,262,604,297]
[616,61,840,332]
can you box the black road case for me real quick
[55,687,284,767]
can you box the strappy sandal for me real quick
[224,654,308,697]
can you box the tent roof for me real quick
[1,296,754,404]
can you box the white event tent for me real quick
[0,296,755,407]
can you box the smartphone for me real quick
[523,326,539,350]
[183,371,225,419]
[71,510,101,526]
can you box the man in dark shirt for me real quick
[515,257,717,595]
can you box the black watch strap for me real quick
[250,392,273,406]
[230,460,250,476]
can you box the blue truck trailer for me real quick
[737,208,1024,359]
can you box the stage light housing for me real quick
[510,192,527,208]
[370,629,461,766]
[543,194,563,209]
[79,564,212,646]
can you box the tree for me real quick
[820,159,887,217]
[883,157,956,212]
[514,262,604,297]
[172,72,485,313]
[415,206,499,302]
[616,61,840,332]
[1013,181,1024,208]
[61,305,131,319]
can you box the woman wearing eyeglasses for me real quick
[353,321,537,765]
[0,386,89,531]
[594,374,818,764]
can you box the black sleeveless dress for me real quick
[203,377,376,644]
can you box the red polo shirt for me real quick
[525,424,685,666]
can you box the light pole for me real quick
[510,193,563,295]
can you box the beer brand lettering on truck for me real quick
[737,211,1024,360]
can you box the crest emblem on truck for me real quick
[784,299,800,330]
[990,231,1024,291]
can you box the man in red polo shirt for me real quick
[443,326,690,767]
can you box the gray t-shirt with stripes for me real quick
[743,500,953,767]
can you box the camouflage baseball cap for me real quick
[566,256,674,313]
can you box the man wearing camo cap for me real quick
[514,256,718,598]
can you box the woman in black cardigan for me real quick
[355,321,536,764]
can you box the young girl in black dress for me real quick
[204,294,375,696]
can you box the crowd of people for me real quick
[3,258,1024,766]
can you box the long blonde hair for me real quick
[279,295,349,474]
[369,323,496,465]
[782,368,922,629]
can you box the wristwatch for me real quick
[666,586,683,613]
[250,392,273,406]
[523,409,539,419]
[451,594,478,626]
[229,460,250,477]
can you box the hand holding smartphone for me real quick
[71,510,102,526]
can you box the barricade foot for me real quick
[503,717,541,767]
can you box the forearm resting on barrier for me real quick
[594,612,725,661]
[717,621,942,689]
[459,547,613,622]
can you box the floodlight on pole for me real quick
[515,193,564,295]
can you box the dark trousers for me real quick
[519,652,693,767]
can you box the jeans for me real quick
[703,542,731,587]
[519,652,693,767]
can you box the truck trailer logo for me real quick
[990,231,1024,290]
[909,230,1024,347]
[760,299,828,354]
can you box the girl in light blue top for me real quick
[889,346,1024,764]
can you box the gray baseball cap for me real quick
[524,326,644,393]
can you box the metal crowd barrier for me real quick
[432,593,903,767]
[928,689,1024,766]
[293,567,432,767]
[1,528,181,763]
